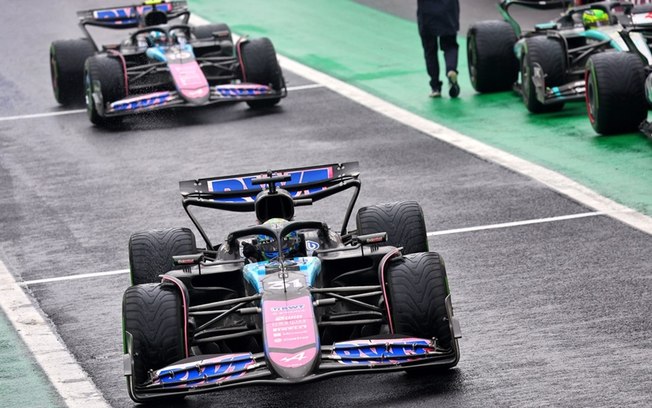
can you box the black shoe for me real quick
[447,71,460,98]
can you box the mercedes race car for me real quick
[584,4,652,135]
[49,0,286,126]
[122,162,461,403]
[467,0,652,113]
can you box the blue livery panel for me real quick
[92,3,173,25]
[243,257,321,293]
[208,167,333,203]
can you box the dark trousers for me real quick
[418,28,459,91]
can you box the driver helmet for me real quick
[257,218,300,260]
[146,30,167,47]
[582,9,610,29]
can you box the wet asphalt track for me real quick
[1,1,651,407]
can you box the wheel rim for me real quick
[585,68,597,125]
[50,49,59,99]
[84,71,95,119]
[521,56,531,102]
[468,37,477,87]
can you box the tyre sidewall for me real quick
[128,228,197,285]
[123,284,186,386]
[356,201,428,255]
[50,39,96,105]
[386,252,452,348]
[585,52,647,134]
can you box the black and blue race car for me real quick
[122,162,461,403]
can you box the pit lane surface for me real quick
[0,1,651,407]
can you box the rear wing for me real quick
[499,0,573,36]
[179,162,361,248]
[501,0,572,11]
[76,0,189,29]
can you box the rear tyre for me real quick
[466,20,518,93]
[521,36,566,113]
[193,23,234,57]
[386,252,453,352]
[84,55,126,126]
[50,39,96,105]
[193,23,232,42]
[238,38,284,108]
[128,228,197,285]
[123,284,186,395]
[585,52,647,135]
[356,201,428,255]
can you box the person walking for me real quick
[417,0,460,98]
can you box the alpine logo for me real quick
[280,351,307,362]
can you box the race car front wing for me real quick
[124,296,461,401]
[126,337,460,400]
[95,83,286,117]
[530,63,585,104]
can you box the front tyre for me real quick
[84,55,126,127]
[386,252,453,350]
[123,284,186,402]
[521,36,566,113]
[238,38,284,109]
[50,39,96,105]
[585,52,647,135]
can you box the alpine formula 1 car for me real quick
[122,162,461,403]
[584,4,652,134]
[467,0,652,113]
[49,0,286,126]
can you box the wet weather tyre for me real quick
[386,252,452,350]
[129,228,197,285]
[50,39,96,105]
[193,23,232,42]
[585,52,647,135]
[123,284,186,392]
[356,201,428,255]
[193,23,234,58]
[521,36,566,113]
[84,55,126,126]
[467,20,518,93]
[238,38,284,108]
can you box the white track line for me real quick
[19,269,130,286]
[287,83,325,91]
[0,109,85,122]
[0,85,321,123]
[18,211,610,287]
[0,260,110,408]
[427,211,604,236]
[191,14,652,237]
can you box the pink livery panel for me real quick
[262,295,320,378]
[168,59,209,104]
